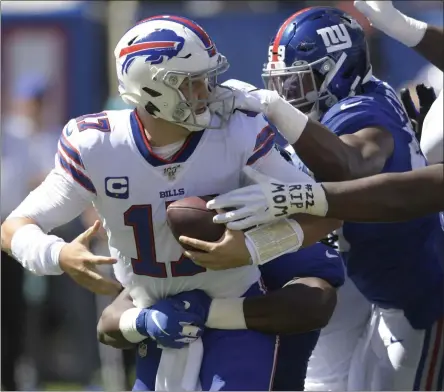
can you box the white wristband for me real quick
[266,97,308,144]
[245,218,304,265]
[10,224,65,275]
[272,182,329,217]
[206,298,247,329]
[119,308,147,343]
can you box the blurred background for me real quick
[1,0,443,390]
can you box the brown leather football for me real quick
[166,195,225,251]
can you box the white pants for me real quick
[306,275,444,391]
[348,307,444,391]
[305,277,372,391]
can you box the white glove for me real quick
[354,1,427,47]
[213,79,308,144]
[207,166,328,230]
[210,80,281,117]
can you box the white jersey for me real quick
[420,89,443,164]
[9,108,314,305]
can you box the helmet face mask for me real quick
[262,57,338,115]
[162,61,234,130]
[115,16,235,131]
[264,7,372,118]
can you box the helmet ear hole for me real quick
[145,101,160,116]
[142,87,162,98]
[127,36,137,46]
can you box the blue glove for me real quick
[171,289,212,324]
[135,297,205,349]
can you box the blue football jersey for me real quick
[320,77,444,329]
[259,243,345,391]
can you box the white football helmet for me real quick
[115,15,235,131]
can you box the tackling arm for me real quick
[97,288,136,349]
[256,91,394,182]
[354,1,444,71]
[249,144,342,245]
[227,145,341,264]
[97,277,337,348]
[242,277,337,334]
[322,163,444,222]
[414,25,444,72]
[257,163,444,222]
[294,121,394,181]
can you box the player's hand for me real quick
[138,296,205,349]
[172,290,212,325]
[59,220,122,296]
[353,1,426,47]
[207,166,328,230]
[210,80,280,117]
[179,228,252,270]
[354,1,396,30]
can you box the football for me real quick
[166,195,226,251]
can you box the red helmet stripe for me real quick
[271,7,312,62]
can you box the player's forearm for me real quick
[1,217,35,253]
[97,288,137,349]
[292,120,357,181]
[1,216,66,276]
[290,215,342,247]
[243,278,337,334]
[97,329,135,350]
[414,26,444,71]
[323,164,444,222]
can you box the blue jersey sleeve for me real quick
[260,242,345,290]
[321,95,408,137]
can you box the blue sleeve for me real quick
[322,96,406,137]
[260,242,345,290]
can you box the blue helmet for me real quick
[262,7,372,117]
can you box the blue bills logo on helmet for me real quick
[119,29,185,74]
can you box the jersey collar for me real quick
[130,110,204,167]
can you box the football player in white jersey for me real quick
[0,15,342,391]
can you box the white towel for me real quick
[155,338,203,391]
[129,286,204,391]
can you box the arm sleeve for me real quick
[420,90,444,164]
[245,124,277,166]
[238,112,315,184]
[55,119,97,194]
[260,243,345,289]
[8,169,94,233]
[248,144,316,184]
[7,119,96,233]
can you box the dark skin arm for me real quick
[97,288,136,349]
[414,26,444,72]
[293,120,394,181]
[97,278,337,348]
[322,163,444,222]
[243,277,337,334]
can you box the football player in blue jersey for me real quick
[257,163,443,223]
[98,243,345,391]
[208,6,444,391]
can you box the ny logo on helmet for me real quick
[119,29,185,74]
[316,24,352,53]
